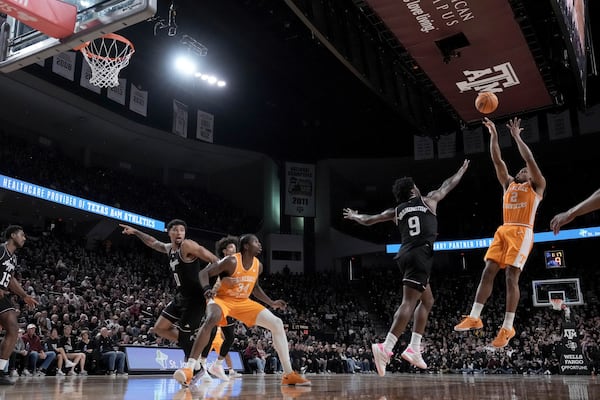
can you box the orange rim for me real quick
[74,33,135,61]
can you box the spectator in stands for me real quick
[244,338,265,374]
[97,327,126,376]
[8,328,27,377]
[46,327,76,376]
[21,324,56,376]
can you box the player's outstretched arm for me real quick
[119,224,166,253]
[550,188,600,234]
[343,208,395,226]
[427,159,470,205]
[507,117,546,195]
[484,117,511,189]
[181,239,219,264]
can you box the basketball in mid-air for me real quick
[475,92,498,114]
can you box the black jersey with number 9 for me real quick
[394,197,438,257]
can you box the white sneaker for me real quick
[208,363,229,381]
[190,367,206,386]
[401,347,428,369]
[67,370,78,376]
[56,370,66,376]
[65,360,75,368]
[35,370,46,377]
[22,369,32,377]
[9,370,19,378]
[371,343,393,377]
[228,369,242,378]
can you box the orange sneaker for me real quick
[281,371,311,386]
[454,316,483,331]
[492,327,516,348]
[173,367,193,387]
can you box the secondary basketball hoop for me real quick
[550,298,564,311]
[77,33,135,88]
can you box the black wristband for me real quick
[202,285,212,294]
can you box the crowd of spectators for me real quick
[1,229,598,378]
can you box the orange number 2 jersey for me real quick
[216,253,259,299]
[502,181,542,228]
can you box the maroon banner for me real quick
[366,0,552,122]
[0,0,77,39]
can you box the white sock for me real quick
[0,359,7,370]
[409,333,422,352]
[383,332,398,354]
[469,303,484,319]
[502,312,515,330]
[186,358,197,370]
[215,359,224,366]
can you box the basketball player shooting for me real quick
[454,117,546,348]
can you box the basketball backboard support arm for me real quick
[0,0,157,73]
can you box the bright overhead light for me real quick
[174,56,197,75]
[217,81,226,87]
[207,76,217,85]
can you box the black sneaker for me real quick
[0,375,15,385]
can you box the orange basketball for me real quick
[475,92,498,114]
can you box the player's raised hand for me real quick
[119,224,136,235]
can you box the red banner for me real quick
[366,0,553,122]
[0,0,77,39]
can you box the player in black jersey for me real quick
[119,220,219,365]
[343,160,469,376]
[0,225,38,385]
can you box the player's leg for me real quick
[154,307,180,343]
[0,305,18,385]
[254,308,310,386]
[491,265,521,348]
[401,283,433,369]
[219,324,240,376]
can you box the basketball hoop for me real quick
[550,298,564,311]
[77,33,135,88]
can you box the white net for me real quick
[79,33,134,88]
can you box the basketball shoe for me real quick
[492,327,516,348]
[208,363,230,381]
[228,369,243,378]
[371,343,393,377]
[173,367,193,387]
[281,371,311,386]
[190,366,207,386]
[401,347,427,369]
[454,316,483,331]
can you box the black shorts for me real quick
[395,243,434,292]
[0,295,15,315]
[161,293,207,333]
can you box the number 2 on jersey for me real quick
[408,216,421,236]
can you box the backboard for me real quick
[532,278,584,307]
[0,0,156,73]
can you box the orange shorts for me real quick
[484,224,533,269]
[210,296,265,327]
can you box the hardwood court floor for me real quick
[0,373,598,400]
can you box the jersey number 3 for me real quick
[408,216,421,236]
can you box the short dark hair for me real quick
[215,236,239,257]
[3,225,23,241]
[239,234,256,251]
[166,219,187,232]
[392,177,415,203]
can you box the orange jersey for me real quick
[216,253,259,299]
[502,181,542,228]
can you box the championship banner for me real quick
[129,84,148,117]
[578,104,600,135]
[80,61,101,94]
[196,110,214,143]
[52,51,75,81]
[559,322,589,375]
[462,126,484,154]
[364,0,552,122]
[547,110,573,140]
[172,100,188,138]
[520,115,540,143]
[284,162,315,217]
[437,132,456,159]
[414,135,434,160]
[107,79,127,105]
